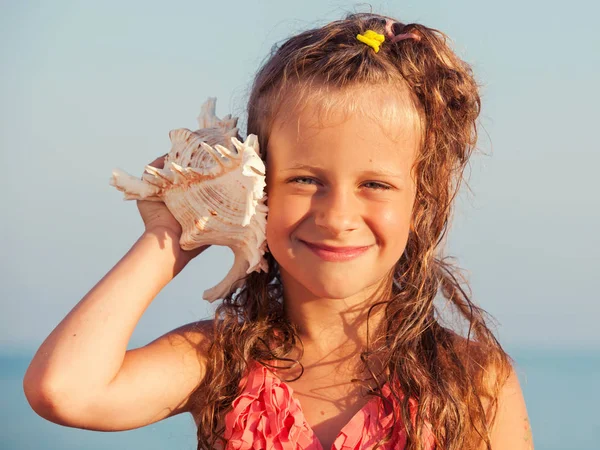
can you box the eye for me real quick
[288,177,392,190]
[363,181,392,190]
[289,176,318,185]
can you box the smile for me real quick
[300,241,373,262]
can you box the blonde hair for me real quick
[189,13,512,450]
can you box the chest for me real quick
[282,362,376,449]
[292,385,371,448]
[222,346,399,449]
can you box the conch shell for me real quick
[109,98,268,302]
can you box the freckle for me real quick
[72,334,76,337]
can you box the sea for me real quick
[1,349,598,450]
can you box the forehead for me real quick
[267,85,421,169]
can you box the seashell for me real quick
[109,98,268,302]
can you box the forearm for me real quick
[24,228,192,397]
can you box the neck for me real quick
[281,273,392,355]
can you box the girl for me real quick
[23,13,532,450]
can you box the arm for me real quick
[23,228,211,430]
[488,367,534,449]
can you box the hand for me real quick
[136,154,210,263]
[136,154,182,235]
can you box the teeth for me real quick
[110,98,268,301]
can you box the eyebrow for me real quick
[280,164,405,178]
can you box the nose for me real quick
[313,186,361,235]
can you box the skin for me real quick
[263,86,421,448]
[266,86,420,349]
[264,85,534,449]
[488,368,535,449]
[24,84,533,449]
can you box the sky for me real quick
[1,0,598,354]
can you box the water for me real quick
[1,349,598,450]
[509,349,600,449]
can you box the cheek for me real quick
[373,199,412,228]
[379,207,405,226]
[265,194,310,245]
[370,199,414,244]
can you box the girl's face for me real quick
[265,87,420,304]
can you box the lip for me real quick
[301,240,373,262]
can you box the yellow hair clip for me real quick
[356,30,385,53]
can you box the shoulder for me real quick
[157,318,215,355]
[141,318,216,386]
[446,330,512,387]
[139,319,216,418]
[446,331,533,449]
[488,365,533,449]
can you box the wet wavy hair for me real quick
[188,12,512,450]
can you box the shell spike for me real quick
[202,250,249,302]
[143,165,175,185]
[199,142,226,165]
[168,162,194,183]
[225,128,239,140]
[196,98,239,132]
[110,168,162,199]
[169,128,193,144]
[244,134,259,150]
[214,144,236,159]
[196,97,218,129]
[110,97,268,302]
[233,134,260,157]
[231,137,242,151]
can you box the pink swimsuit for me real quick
[223,363,435,450]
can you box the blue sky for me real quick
[1,0,598,353]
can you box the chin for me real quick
[275,251,392,303]
[308,284,362,300]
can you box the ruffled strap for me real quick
[224,363,436,450]
[224,363,321,449]
[333,385,436,450]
